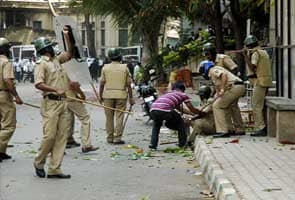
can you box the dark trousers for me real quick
[150,110,186,148]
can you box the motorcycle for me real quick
[137,83,157,122]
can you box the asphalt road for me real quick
[0,84,209,200]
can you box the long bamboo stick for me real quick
[67,96,133,114]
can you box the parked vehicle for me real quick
[137,83,157,123]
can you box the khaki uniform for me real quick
[215,54,244,131]
[101,62,131,143]
[0,55,16,153]
[34,55,70,175]
[247,47,272,130]
[66,90,92,148]
[209,66,245,133]
[188,98,216,144]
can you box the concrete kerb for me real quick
[194,137,240,200]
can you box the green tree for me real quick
[69,0,190,62]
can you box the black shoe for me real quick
[250,128,267,137]
[34,165,46,178]
[82,146,99,153]
[66,141,81,148]
[232,131,246,136]
[213,132,231,138]
[113,140,125,145]
[47,173,71,179]
[148,144,157,150]
[0,153,12,160]
[0,158,2,162]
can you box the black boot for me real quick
[250,127,267,137]
[213,132,231,138]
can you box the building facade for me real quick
[0,0,138,57]
[269,0,295,98]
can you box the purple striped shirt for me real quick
[151,91,190,112]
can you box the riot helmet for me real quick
[198,60,214,80]
[0,37,11,56]
[244,35,258,48]
[197,85,211,100]
[34,37,57,57]
[108,48,121,61]
[202,42,216,57]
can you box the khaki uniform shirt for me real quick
[101,62,131,99]
[0,55,14,102]
[215,54,238,72]
[209,66,242,91]
[248,47,272,87]
[34,55,70,96]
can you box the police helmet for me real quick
[202,42,216,55]
[0,37,11,56]
[198,60,214,80]
[34,37,56,53]
[197,85,211,100]
[244,35,258,47]
[108,48,121,61]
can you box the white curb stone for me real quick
[194,137,240,200]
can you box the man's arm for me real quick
[243,49,256,72]
[98,81,105,104]
[58,26,73,63]
[69,81,85,100]
[4,79,23,104]
[35,83,65,96]
[218,73,228,97]
[127,83,135,105]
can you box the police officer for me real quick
[99,48,134,144]
[66,81,99,152]
[33,27,73,178]
[187,85,216,148]
[0,37,23,162]
[243,35,272,136]
[203,43,245,135]
[198,61,245,137]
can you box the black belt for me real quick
[44,94,66,101]
[0,89,9,92]
[233,82,244,85]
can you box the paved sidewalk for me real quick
[202,135,295,200]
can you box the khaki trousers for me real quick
[188,115,216,144]
[67,101,92,147]
[252,85,268,130]
[0,101,16,153]
[34,99,69,175]
[226,101,245,131]
[103,99,127,143]
[213,85,245,133]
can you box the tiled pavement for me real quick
[203,135,295,200]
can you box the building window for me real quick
[101,21,105,28]
[81,30,86,46]
[33,21,42,31]
[119,29,128,47]
[101,48,105,56]
[118,22,128,47]
[101,29,105,46]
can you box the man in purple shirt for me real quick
[149,81,203,150]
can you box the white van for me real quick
[10,45,36,61]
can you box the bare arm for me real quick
[243,49,256,72]
[4,79,23,104]
[59,26,73,63]
[35,82,65,95]
[185,101,204,115]
[69,81,85,100]
[98,81,105,103]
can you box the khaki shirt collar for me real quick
[41,55,51,62]
[0,55,8,60]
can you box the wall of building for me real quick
[270,0,295,98]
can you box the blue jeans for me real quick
[150,110,186,148]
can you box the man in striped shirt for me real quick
[149,81,203,150]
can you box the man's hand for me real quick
[56,89,65,96]
[217,89,225,97]
[70,81,80,91]
[15,96,23,105]
[129,98,135,105]
[242,48,248,57]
